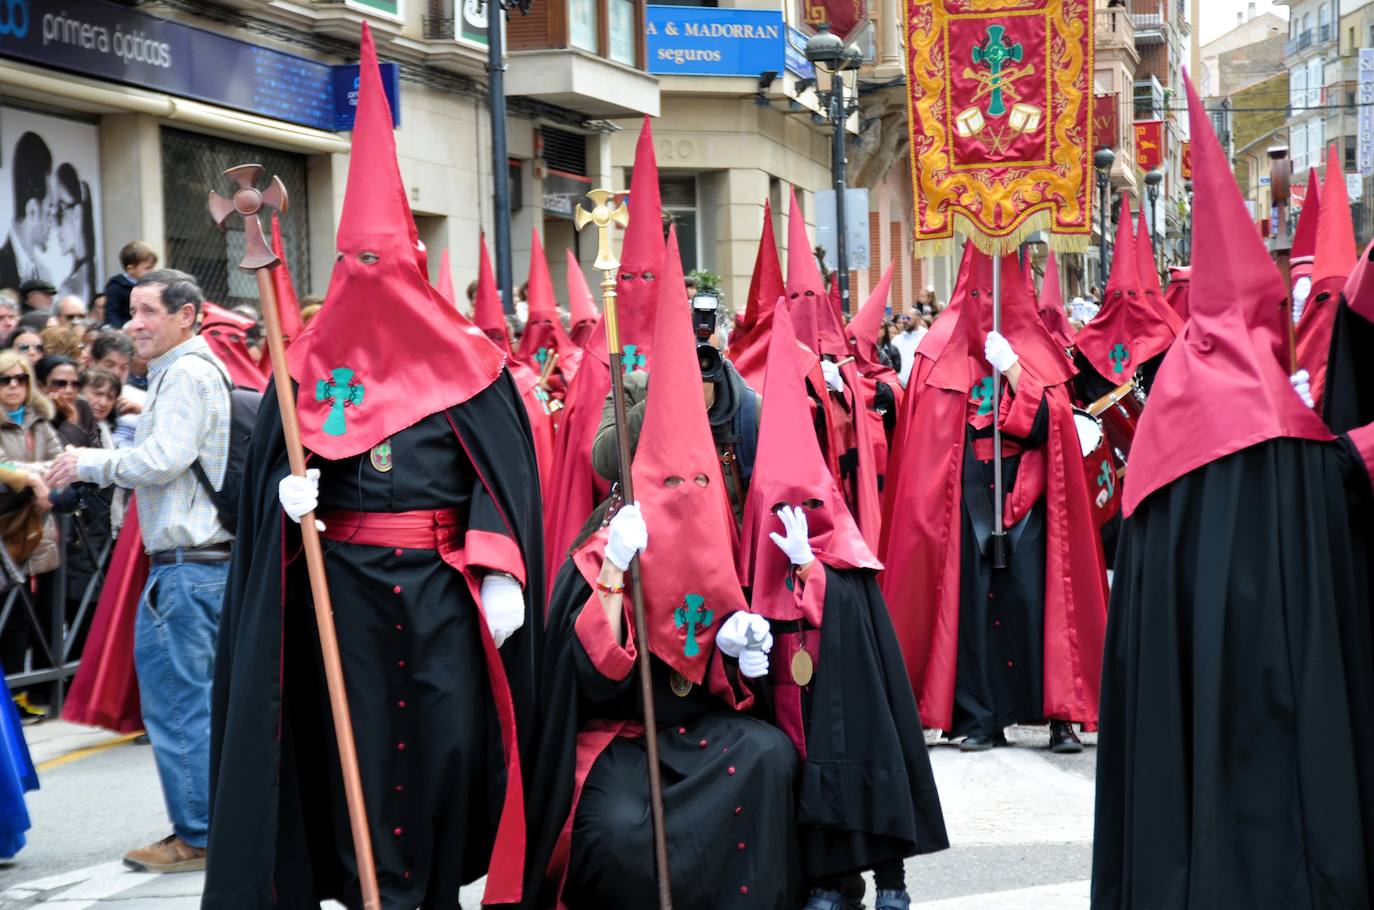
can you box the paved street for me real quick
[0,723,1096,909]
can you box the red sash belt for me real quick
[317,508,466,550]
[972,437,1024,461]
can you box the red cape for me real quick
[199,302,267,392]
[880,250,1106,730]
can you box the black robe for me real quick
[1093,437,1374,908]
[776,564,948,879]
[205,372,543,910]
[1323,299,1374,434]
[513,557,803,910]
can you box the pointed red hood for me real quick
[737,199,783,340]
[435,248,456,306]
[1291,167,1322,269]
[585,117,663,372]
[516,228,574,373]
[1123,72,1332,517]
[472,233,512,354]
[846,261,895,370]
[740,305,879,618]
[1037,250,1075,348]
[1135,203,1184,333]
[632,227,748,683]
[1345,237,1374,322]
[269,213,303,344]
[784,188,827,354]
[1075,196,1178,381]
[1309,144,1357,304]
[1165,266,1191,320]
[200,302,266,392]
[287,24,503,459]
[565,248,598,346]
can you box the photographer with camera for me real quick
[591,289,761,521]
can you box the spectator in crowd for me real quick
[6,329,43,366]
[878,317,904,376]
[90,331,143,445]
[101,242,158,330]
[79,369,121,449]
[18,280,56,314]
[916,286,938,318]
[39,326,83,361]
[36,357,97,449]
[54,296,87,327]
[90,293,107,325]
[299,295,323,326]
[0,298,17,340]
[890,309,927,388]
[46,269,232,874]
[0,351,60,720]
[17,312,50,336]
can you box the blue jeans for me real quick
[133,558,227,849]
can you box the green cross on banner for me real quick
[1109,343,1130,375]
[971,375,995,416]
[622,343,646,376]
[316,367,365,436]
[674,594,714,658]
[972,25,1023,117]
[1097,459,1114,498]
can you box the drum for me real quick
[1088,379,1145,463]
[1074,408,1122,527]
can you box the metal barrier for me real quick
[0,509,116,714]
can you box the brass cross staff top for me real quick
[574,189,629,272]
[208,164,289,272]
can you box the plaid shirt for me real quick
[77,335,232,553]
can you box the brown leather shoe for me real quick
[122,834,206,873]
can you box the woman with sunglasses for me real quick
[0,351,62,722]
[35,357,99,450]
[4,331,43,368]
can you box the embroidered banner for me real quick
[904,0,1094,255]
[1134,119,1164,172]
[802,0,867,41]
[1180,140,1191,180]
[1093,93,1118,149]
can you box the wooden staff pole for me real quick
[1268,146,1298,372]
[574,190,673,909]
[209,166,381,910]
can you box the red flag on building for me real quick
[904,0,1095,254]
[802,0,867,42]
[1134,120,1165,172]
[1094,93,1119,149]
[1180,140,1192,180]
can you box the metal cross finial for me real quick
[574,189,629,272]
[208,164,289,272]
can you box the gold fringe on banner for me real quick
[913,211,1092,259]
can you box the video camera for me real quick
[692,293,726,384]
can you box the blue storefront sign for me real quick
[785,26,814,79]
[646,7,786,78]
[331,63,402,131]
[0,0,399,132]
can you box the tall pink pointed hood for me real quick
[1123,71,1332,517]
[784,188,827,354]
[565,248,598,346]
[1037,250,1075,348]
[434,248,455,306]
[845,261,896,370]
[1291,166,1322,271]
[515,228,574,373]
[1309,144,1357,304]
[287,22,503,459]
[473,233,512,354]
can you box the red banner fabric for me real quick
[1134,120,1165,172]
[1094,93,1118,149]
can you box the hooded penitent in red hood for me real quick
[434,248,455,307]
[843,262,904,502]
[741,306,881,622]
[1135,205,1185,335]
[1165,266,1191,320]
[199,302,266,392]
[785,188,826,355]
[286,25,504,461]
[269,213,304,344]
[516,228,577,383]
[1291,166,1322,275]
[544,116,664,586]
[443,237,555,507]
[473,234,512,354]
[566,248,598,347]
[1038,250,1076,349]
[1123,74,1333,517]
[879,247,1105,731]
[1075,196,1179,383]
[628,227,749,683]
[1296,144,1357,410]
[727,200,784,389]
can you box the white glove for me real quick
[1291,369,1315,409]
[278,469,325,532]
[768,505,814,567]
[480,573,525,649]
[606,502,647,571]
[820,358,844,392]
[985,331,1019,374]
[715,612,773,679]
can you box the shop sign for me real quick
[1359,48,1374,177]
[646,7,786,78]
[0,0,401,132]
[785,26,814,79]
[543,170,593,219]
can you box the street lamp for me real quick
[1144,168,1164,277]
[1183,179,1193,265]
[806,25,861,315]
[1094,147,1115,289]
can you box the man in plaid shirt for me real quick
[48,269,231,874]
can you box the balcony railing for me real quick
[1095,8,1136,49]
[424,15,455,39]
[1286,24,1334,56]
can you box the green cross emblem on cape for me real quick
[972,25,1024,117]
[1097,459,1114,498]
[674,593,715,658]
[534,346,552,369]
[622,343,646,376]
[971,375,996,417]
[1109,343,1130,375]
[316,367,365,436]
